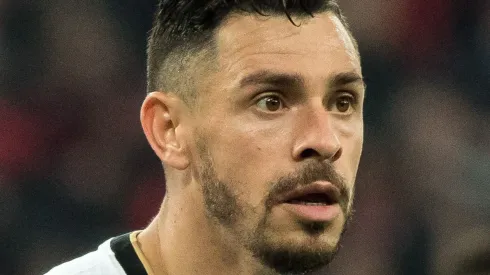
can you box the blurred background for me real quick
[0,0,488,274]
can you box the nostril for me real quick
[331,147,342,162]
[300,148,320,159]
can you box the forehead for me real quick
[213,12,361,83]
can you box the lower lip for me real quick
[281,203,341,222]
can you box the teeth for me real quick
[287,193,333,205]
[289,200,328,206]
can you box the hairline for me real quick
[147,10,359,107]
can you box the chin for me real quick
[250,225,343,274]
[254,241,339,274]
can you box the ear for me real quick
[140,92,190,170]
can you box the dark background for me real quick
[1,1,489,274]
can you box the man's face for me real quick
[188,12,364,274]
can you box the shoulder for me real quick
[44,238,126,275]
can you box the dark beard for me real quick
[248,217,352,275]
[196,139,353,274]
[252,247,336,275]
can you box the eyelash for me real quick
[339,89,357,97]
[338,89,358,100]
[252,90,360,111]
[254,92,287,111]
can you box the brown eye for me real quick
[336,96,353,113]
[256,95,283,112]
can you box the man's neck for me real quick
[136,194,274,275]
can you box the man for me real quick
[46,0,364,274]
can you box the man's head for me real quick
[142,1,364,273]
[146,0,358,104]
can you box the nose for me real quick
[292,108,342,162]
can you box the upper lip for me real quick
[276,181,341,205]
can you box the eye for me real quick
[256,95,284,112]
[334,94,355,114]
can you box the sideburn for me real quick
[196,137,244,228]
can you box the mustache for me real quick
[265,161,350,210]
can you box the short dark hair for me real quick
[147,0,354,102]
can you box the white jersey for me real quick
[45,232,151,275]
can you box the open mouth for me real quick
[278,182,342,222]
[286,193,336,206]
[278,181,341,207]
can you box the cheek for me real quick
[335,118,363,177]
[207,119,291,206]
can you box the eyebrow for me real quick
[237,70,365,89]
[238,70,304,89]
[330,71,366,89]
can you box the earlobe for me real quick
[140,92,190,170]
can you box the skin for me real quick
[139,11,364,275]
